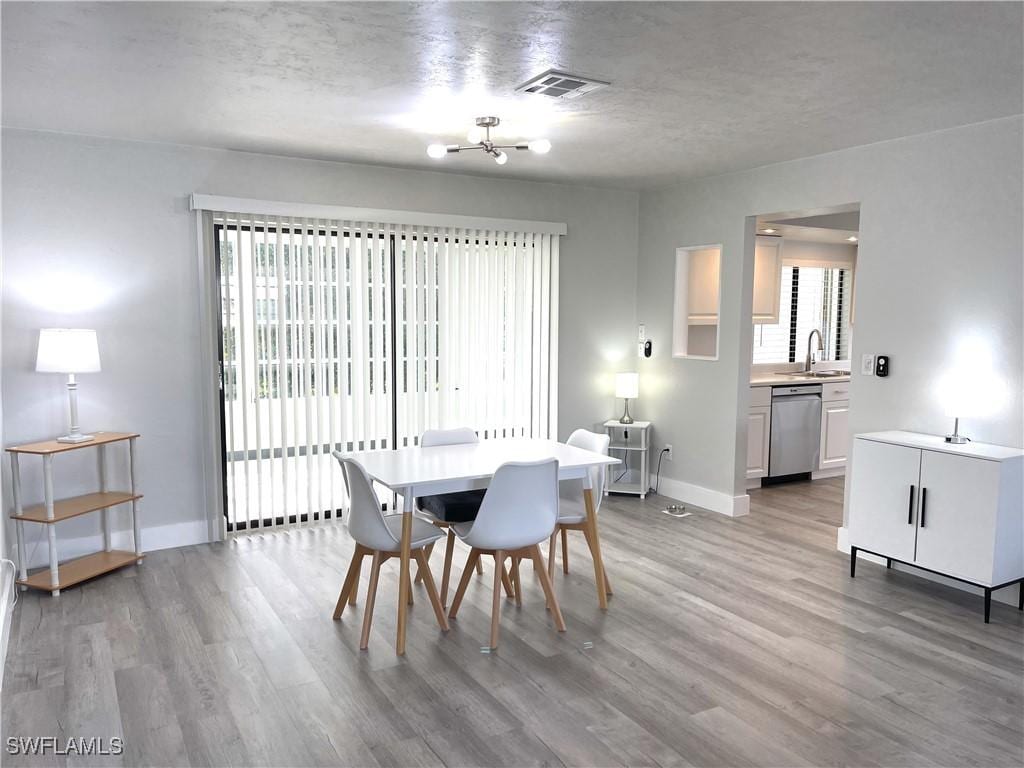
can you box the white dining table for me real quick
[344,438,620,654]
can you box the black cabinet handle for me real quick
[920,488,927,528]
[907,485,915,524]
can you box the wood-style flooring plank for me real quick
[3,477,1021,767]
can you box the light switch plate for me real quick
[638,324,646,342]
[861,353,875,376]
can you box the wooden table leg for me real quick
[583,488,608,610]
[396,492,414,655]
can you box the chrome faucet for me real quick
[805,329,824,372]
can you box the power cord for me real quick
[654,447,670,494]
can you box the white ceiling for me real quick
[3,2,1021,189]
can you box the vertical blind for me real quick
[211,211,560,532]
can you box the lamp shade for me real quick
[36,329,101,373]
[615,372,639,400]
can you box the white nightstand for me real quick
[603,420,651,499]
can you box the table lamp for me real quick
[937,339,1005,445]
[36,328,101,443]
[615,372,639,424]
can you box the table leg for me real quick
[396,491,414,655]
[583,488,608,610]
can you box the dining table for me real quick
[343,437,620,654]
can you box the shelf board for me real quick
[6,431,139,455]
[12,491,142,524]
[17,550,142,591]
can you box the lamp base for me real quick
[57,433,95,444]
[944,417,970,444]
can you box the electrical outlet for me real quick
[638,323,646,342]
[665,444,673,461]
[861,353,875,376]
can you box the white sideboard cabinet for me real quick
[848,431,1023,622]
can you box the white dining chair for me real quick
[413,428,488,606]
[331,453,450,650]
[448,459,566,649]
[548,429,613,604]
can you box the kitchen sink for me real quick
[779,370,848,378]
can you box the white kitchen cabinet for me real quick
[818,400,849,470]
[747,407,771,479]
[848,431,1024,622]
[686,247,721,324]
[752,236,783,324]
[746,387,771,480]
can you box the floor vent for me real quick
[515,69,609,99]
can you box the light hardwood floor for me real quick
[3,477,1022,767]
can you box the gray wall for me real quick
[636,116,1023,518]
[1,129,639,557]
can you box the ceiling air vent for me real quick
[515,69,609,100]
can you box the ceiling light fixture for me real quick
[427,116,551,165]
[846,235,859,242]
[761,228,777,234]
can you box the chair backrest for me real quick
[332,452,399,551]
[563,428,611,511]
[461,459,559,551]
[420,427,479,448]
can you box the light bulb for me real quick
[427,143,447,159]
[467,127,484,144]
[494,151,508,165]
[846,235,858,242]
[527,139,552,154]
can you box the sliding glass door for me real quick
[213,213,557,532]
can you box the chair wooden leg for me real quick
[333,546,365,619]
[511,556,523,607]
[561,528,570,574]
[347,549,365,606]
[359,551,383,650]
[490,551,505,649]
[448,549,480,619]
[406,568,415,606]
[500,562,515,600]
[530,545,566,632]
[475,557,484,575]
[440,530,456,608]
[414,548,449,632]
[414,541,435,584]
[548,531,557,580]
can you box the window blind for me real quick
[209,210,560,532]
[752,265,851,365]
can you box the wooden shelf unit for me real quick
[7,431,143,596]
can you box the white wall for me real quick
[1,129,639,561]
[636,116,1023,518]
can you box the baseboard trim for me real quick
[657,476,749,517]
[812,467,846,480]
[18,519,209,571]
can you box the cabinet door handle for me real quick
[907,485,915,524]
[920,487,927,528]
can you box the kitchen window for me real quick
[752,264,852,365]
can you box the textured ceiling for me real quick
[3,2,1021,188]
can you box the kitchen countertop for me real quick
[750,371,851,387]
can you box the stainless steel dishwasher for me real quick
[768,384,822,479]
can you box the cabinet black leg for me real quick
[984,588,992,624]
[886,558,892,569]
[850,547,857,578]
[1018,583,1023,611]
